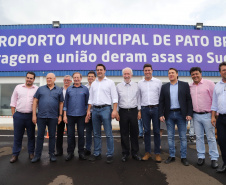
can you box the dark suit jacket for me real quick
[159,80,193,120]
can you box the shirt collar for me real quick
[22,84,36,88]
[170,81,178,85]
[96,76,107,81]
[46,84,56,89]
[123,81,132,86]
[220,80,225,84]
[72,83,83,88]
[142,77,154,82]
[192,78,203,85]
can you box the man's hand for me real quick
[58,116,62,124]
[86,111,91,120]
[137,111,141,120]
[63,116,68,124]
[85,115,90,123]
[211,117,216,127]
[111,110,118,119]
[32,115,37,125]
[186,116,192,121]
[116,113,120,121]
[160,116,165,123]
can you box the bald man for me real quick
[31,73,64,163]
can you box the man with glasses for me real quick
[55,75,72,156]
[9,72,38,163]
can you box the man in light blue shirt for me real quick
[211,62,226,173]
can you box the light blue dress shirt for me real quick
[211,80,226,114]
[170,81,180,109]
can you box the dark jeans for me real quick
[67,115,85,154]
[12,112,35,156]
[85,114,93,151]
[119,108,139,156]
[141,106,160,154]
[35,118,57,157]
[216,114,226,165]
[56,119,67,154]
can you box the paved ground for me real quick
[0,130,225,185]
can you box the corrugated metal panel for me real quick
[1,23,226,30]
[0,70,220,77]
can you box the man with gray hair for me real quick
[63,72,89,161]
[116,67,141,162]
[55,75,72,156]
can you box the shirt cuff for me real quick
[63,107,67,111]
[10,103,16,107]
[112,99,118,104]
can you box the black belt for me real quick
[94,105,110,109]
[219,114,226,117]
[17,111,32,114]
[119,107,137,111]
[193,111,210,114]
[144,104,158,108]
[170,108,181,112]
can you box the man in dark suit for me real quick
[159,68,193,166]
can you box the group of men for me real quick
[9,62,226,173]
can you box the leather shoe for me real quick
[65,153,74,161]
[49,153,57,162]
[31,156,40,163]
[106,156,113,164]
[121,155,129,162]
[216,165,226,173]
[79,153,87,160]
[142,152,151,161]
[211,160,218,169]
[84,149,91,156]
[165,157,175,164]
[55,152,63,157]
[29,153,34,160]
[89,154,102,162]
[197,158,205,166]
[181,158,189,166]
[132,154,142,161]
[10,155,18,163]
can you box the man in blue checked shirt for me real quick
[63,72,89,161]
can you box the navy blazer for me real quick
[159,80,193,120]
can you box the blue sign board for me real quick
[0,27,225,71]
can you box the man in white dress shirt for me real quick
[116,67,141,162]
[86,64,118,164]
[138,64,162,162]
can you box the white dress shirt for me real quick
[117,81,140,109]
[138,77,162,106]
[211,80,226,114]
[88,76,118,106]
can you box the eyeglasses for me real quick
[63,79,71,82]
